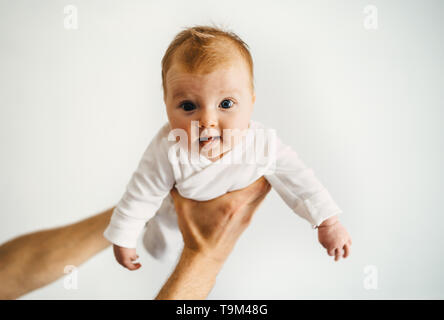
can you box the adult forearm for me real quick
[0,207,113,299]
[155,247,223,300]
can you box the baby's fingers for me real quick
[125,259,141,270]
[129,255,142,270]
[130,254,140,261]
[120,255,141,271]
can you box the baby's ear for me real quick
[252,92,256,104]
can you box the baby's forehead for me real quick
[165,60,250,93]
[167,50,250,79]
[163,43,254,97]
[172,49,245,73]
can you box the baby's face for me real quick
[164,57,255,160]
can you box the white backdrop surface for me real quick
[0,0,443,299]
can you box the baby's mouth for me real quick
[199,136,221,146]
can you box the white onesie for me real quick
[104,120,342,261]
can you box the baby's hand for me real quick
[112,244,141,270]
[317,216,352,262]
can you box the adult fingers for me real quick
[343,243,350,258]
[248,179,272,207]
[247,177,271,204]
[334,248,341,262]
[228,177,270,206]
[212,177,270,223]
[236,178,271,224]
[169,187,181,207]
[170,187,197,216]
[170,187,178,198]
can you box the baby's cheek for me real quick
[168,124,193,143]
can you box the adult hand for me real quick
[156,177,271,299]
[172,176,272,264]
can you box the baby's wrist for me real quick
[317,215,339,229]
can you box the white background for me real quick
[0,0,443,299]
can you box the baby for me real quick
[104,25,352,270]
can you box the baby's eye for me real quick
[180,102,196,112]
[219,99,234,109]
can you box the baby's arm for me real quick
[104,125,175,270]
[264,135,342,227]
[264,135,351,260]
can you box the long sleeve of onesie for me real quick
[264,134,342,228]
[103,124,175,248]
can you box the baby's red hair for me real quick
[161,25,254,97]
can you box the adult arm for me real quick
[0,208,113,299]
[0,178,269,300]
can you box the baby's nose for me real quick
[198,109,218,128]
